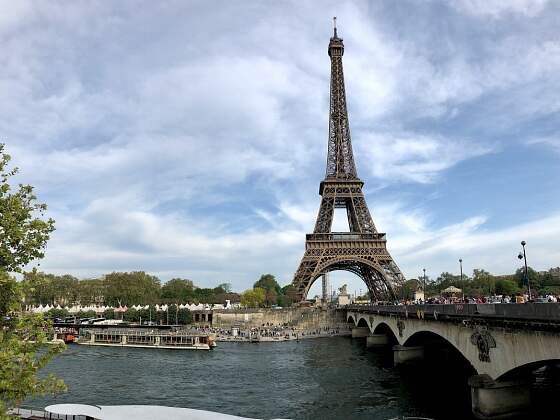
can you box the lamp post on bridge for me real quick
[459,258,464,302]
[423,268,427,300]
[518,240,532,301]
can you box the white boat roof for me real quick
[45,404,292,420]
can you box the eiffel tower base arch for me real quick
[291,236,403,302]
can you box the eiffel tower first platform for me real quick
[290,21,405,302]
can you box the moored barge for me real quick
[79,328,215,350]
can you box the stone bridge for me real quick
[345,303,560,419]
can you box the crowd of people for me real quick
[187,323,351,342]
[403,293,560,305]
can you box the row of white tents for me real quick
[28,301,233,314]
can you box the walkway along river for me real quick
[25,336,558,420]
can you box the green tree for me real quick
[123,308,139,322]
[46,308,69,320]
[161,278,194,303]
[165,304,192,325]
[0,144,65,415]
[253,274,281,306]
[399,278,421,300]
[76,278,105,305]
[240,288,266,308]
[0,145,55,273]
[76,310,96,319]
[513,267,542,294]
[472,269,495,296]
[495,278,521,296]
[217,283,232,293]
[21,269,53,305]
[178,308,193,325]
[103,271,161,306]
[103,309,115,320]
[192,287,215,304]
[277,285,294,307]
[435,272,462,291]
[22,271,80,306]
[1,273,67,415]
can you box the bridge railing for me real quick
[346,303,560,323]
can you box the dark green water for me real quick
[29,337,475,419]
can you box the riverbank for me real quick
[187,324,352,343]
[214,327,352,342]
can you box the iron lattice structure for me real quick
[290,23,405,302]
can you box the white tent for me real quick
[442,286,462,294]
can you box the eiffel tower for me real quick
[290,19,405,302]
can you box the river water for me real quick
[29,337,476,419]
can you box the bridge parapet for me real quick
[346,303,560,328]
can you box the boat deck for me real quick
[79,328,215,350]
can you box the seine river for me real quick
[29,337,476,419]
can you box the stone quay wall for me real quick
[212,307,347,329]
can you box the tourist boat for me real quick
[78,328,216,350]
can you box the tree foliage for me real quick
[399,279,421,300]
[0,273,67,415]
[21,271,242,307]
[253,274,281,306]
[22,270,79,306]
[103,271,161,306]
[0,145,55,273]
[0,144,65,415]
[160,278,194,303]
[240,288,266,308]
[407,265,560,299]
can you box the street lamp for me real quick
[459,258,464,302]
[518,240,532,301]
[423,268,427,298]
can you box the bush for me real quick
[76,310,96,319]
[123,308,139,322]
[103,309,115,320]
[46,308,69,320]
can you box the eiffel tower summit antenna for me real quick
[290,21,405,303]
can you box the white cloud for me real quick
[397,212,560,278]
[527,136,560,153]
[453,0,550,19]
[357,132,493,183]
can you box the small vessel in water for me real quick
[79,328,216,350]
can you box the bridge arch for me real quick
[346,314,356,325]
[372,321,399,345]
[303,257,395,301]
[356,318,369,328]
[497,359,560,382]
[404,330,477,374]
[356,316,371,329]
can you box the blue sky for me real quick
[2,0,560,292]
